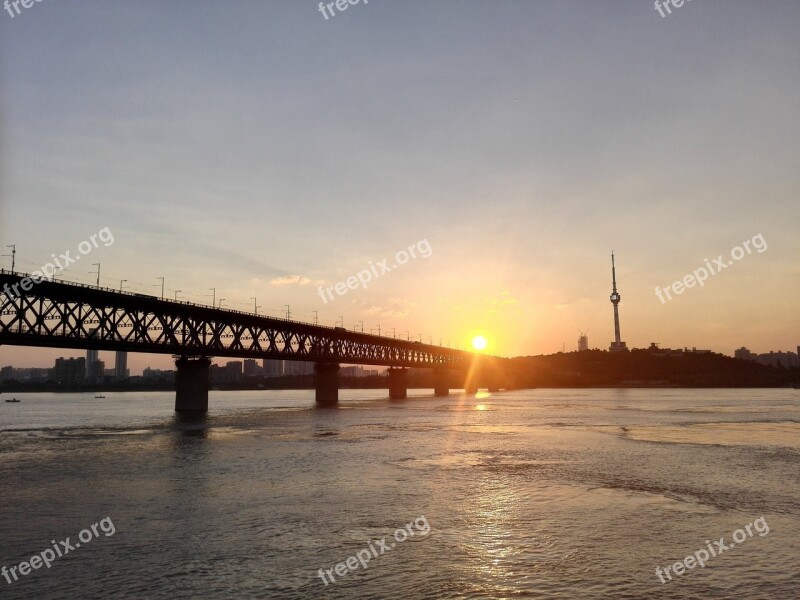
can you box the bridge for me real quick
[0,270,512,411]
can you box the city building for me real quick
[578,331,589,352]
[608,253,627,352]
[114,351,129,380]
[734,347,799,367]
[142,367,175,383]
[755,351,799,368]
[243,359,261,376]
[341,366,382,377]
[225,361,243,384]
[262,359,284,377]
[86,328,102,383]
[284,361,314,376]
[54,357,86,386]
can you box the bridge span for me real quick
[0,271,513,411]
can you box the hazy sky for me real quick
[1,0,798,373]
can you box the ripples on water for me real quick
[0,389,798,599]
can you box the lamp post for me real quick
[3,244,15,273]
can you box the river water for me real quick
[1,389,798,599]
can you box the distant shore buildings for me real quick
[735,346,799,368]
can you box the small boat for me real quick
[94,395,106,399]
[5,398,20,403]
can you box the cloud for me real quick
[366,306,410,318]
[269,274,312,286]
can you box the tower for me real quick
[609,252,627,352]
[578,330,589,352]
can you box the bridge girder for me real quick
[0,272,470,369]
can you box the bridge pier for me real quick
[388,367,407,399]
[315,362,339,407]
[434,368,449,396]
[175,356,211,412]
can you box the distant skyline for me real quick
[2,1,798,373]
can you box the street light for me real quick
[337,316,344,327]
[250,297,259,314]
[92,263,101,287]
[119,279,127,292]
[174,290,182,301]
[207,288,216,307]
[358,320,364,333]
[219,298,226,309]
[284,305,291,320]
[313,310,318,326]
[3,244,15,273]
[155,277,165,299]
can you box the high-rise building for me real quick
[608,253,627,352]
[578,331,589,352]
[54,357,87,386]
[226,361,243,383]
[284,361,314,376]
[734,347,755,361]
[262,359,284,377]
[114,351,128,380]
[86,328,101,381]
[86,348,99,377]
[243,359,261,376]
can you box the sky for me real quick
[1,0,798,374]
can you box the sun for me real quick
[471,335,488,351]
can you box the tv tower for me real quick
[609,252,627,352]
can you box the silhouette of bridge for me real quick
[0,270,512,410]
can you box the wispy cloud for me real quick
[270,275,312,286]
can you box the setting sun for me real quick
[471,335,488,351]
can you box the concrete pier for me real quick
[388,367,408,399]
[433,368,449,396]
[175,356,211,412]
[315,362,339,407]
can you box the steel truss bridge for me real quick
[0,271,506,409]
